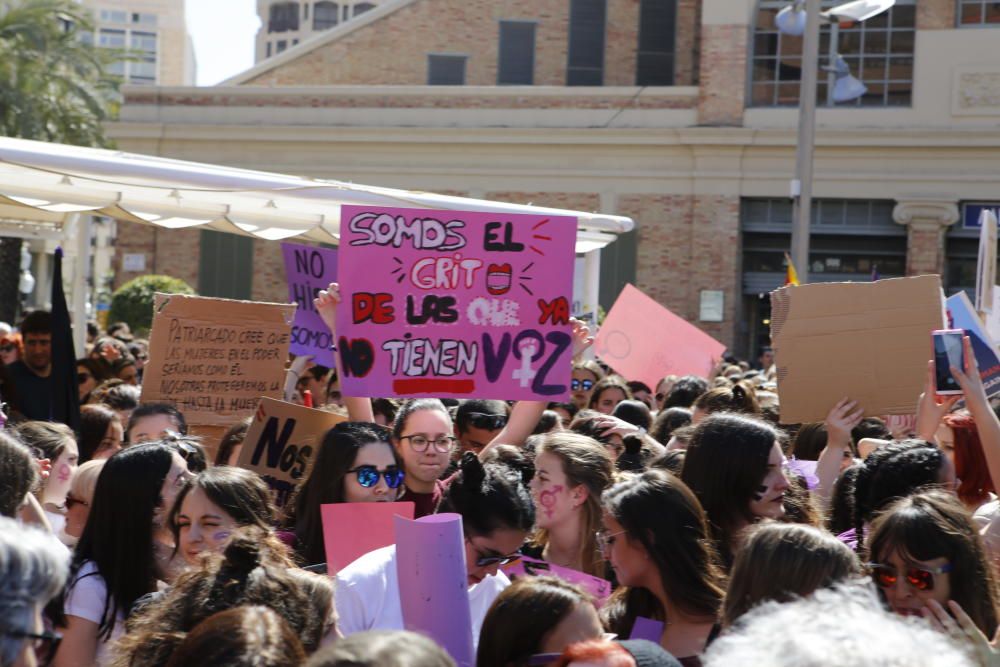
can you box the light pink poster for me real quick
[502,555,612,606]
[595,284,726,387]
[320,501,414,574]
[336,206,576,400]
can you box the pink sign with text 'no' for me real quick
[336,206,576,400]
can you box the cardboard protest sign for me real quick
[977,209,998,315]
[141,294,296,426]
[594,284,726,386]
[946,291,1000,400]
[395,513,475,667]
[321,501,414,574]
[502,555,612,606]
[236,397,346,507]
[282,242,338,367]
[770,275,945,424]
[335,206,576,401]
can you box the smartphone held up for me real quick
[932,329,966,395]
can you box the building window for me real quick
[131,12,157,26]
[945,203,1000,295]
[129,31,157,84]
[740,197,906,356]
[568,0,606,86]
[750,0,915,107]
[636,0,676,85]
[428,54,467,85]
[266,41,272,57]
[99,9,128,24]
[304,2,310,20]
[276,39,288,53]
[959,1,1000,26]
[314,1,339,30]
[498,20,535,85]
[354,2,375,16]
[199,231,253,300]
[269,2,300,33]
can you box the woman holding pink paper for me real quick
[335,453,535,648]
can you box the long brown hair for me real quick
[601,470,726,637]
[867,489,999,636]
[723,522,862,626]
[530,432,615,577]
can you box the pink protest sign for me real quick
[502,555,612,606]
[336,206,576,400]
[395,513,474,667]
[595,284,726,386]
[320,501,414,573]
[281,242,338,367]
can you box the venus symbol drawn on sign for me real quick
[512,339,538,388]
[597,330,632,360]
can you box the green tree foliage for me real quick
[0,0,123,146]
[109,275,196,336]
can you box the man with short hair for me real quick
[7,310,53,420]
[453,399,510,455]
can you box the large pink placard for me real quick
[336,206,576,400]
[595,284,726,387]
[320,501,414,574]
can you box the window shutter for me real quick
[498,21,536,85]
[568,0,606,85]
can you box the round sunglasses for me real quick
[348,465,405,489]
[571,378,595,392]
[867,561,952,592]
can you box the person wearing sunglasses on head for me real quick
[336,453,534,649]
[454,400,511,456]
[288,422,406,567]
[866,489,999,641]
[0,516,68,667]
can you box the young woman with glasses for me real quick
[600,470,726,666]
[335,452,535,647]
[571,361,605,411]
[287,421,406,566]
[866,489,999,637]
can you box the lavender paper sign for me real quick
[281,242,338,367]
[395,513,474,667]
[630,617,665,643]
[336,206,576,400]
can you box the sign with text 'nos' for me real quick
[336,206,576,400]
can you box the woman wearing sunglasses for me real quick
[571,361,605,411]
[289,421,406,566]
[600,470,725,666]
[866,489,998,636]
[336,452,535,647]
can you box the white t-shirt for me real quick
[64,561,124,667]
[335,545,508,649]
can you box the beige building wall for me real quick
[255,0,388,62]
[78,0,195,86]
[110,0,1000,354]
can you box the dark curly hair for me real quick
[437,452,535,538]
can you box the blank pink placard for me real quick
[595,284,726,388]
[320,501,415,573]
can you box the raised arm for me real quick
[314,283,375,424]
[815,398,864,507]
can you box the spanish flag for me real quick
[784,253,800,287]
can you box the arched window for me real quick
[314,1,339,30]
[353,2,375,17]
[268,2,300,33]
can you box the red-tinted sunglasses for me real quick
[867,562,952,592]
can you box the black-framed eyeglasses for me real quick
[2,628,62,667]
[348,465,405,489]
[65,494,89,510]
[867,561,953,592]
[465,537,521,568]
[77,372,92,385]
[1,344,17,353]
[571,378,594,392]
[465,412,508,431]
[399,434,456,453]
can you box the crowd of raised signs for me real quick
[3,280,1000,667]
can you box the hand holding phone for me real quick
[932,329,966,395]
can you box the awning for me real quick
[0,136,634,253]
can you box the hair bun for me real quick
[221,532,262,577]
[459,451,487,489]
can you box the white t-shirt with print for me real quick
[335,545,508,650]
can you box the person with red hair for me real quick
[555,639,682,667]
[939,414,994,511]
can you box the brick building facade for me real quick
[112,0,1000,356]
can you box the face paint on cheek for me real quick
[212,531,231,543]
[538,485,564,519]
[57,464,70,483]
[752,485,768,501]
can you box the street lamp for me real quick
[777,0,895,283]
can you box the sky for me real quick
[186,0,261,86]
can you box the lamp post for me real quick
[778,0,895,284]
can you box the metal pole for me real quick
[826,21,838,107]
[790,0,822,284]
[69,213,90,356]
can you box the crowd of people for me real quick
[2,280,1000,667]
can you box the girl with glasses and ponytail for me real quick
[336,452,535,648]
[288,422,405,567]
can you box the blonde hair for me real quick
[70,460,105,505]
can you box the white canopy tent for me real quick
[0,136,634,351]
